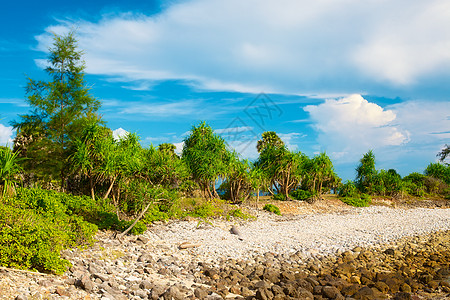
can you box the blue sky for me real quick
[1,0,449,181]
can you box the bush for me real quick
[340,194,371,207]
[226,208,253,220]
[272,193,286,201]
[0,198,97,274]
[263,203,281,215]
[189,202,221,218]
[338,181,359,198]
[290,189,312,201]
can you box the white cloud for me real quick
[0,123,14,146]
[304,94,410,161]
[174,142,184,156]
[112,127,129,140]
[35,0,450,94]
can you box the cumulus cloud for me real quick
[304,94,410,161]
[112,127,129,140]
[35,0,450,95]
[0,123,14,146]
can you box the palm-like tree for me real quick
[0,147,22,198]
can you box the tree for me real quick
[221,154,253,204]
[355,150,377,194]
[256,131,284,153]
[12,31,100,188]
[256,138,307,200]
[182,122,230,199]
[0,147,22,197]
[437,144,450,165]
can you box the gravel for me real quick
[145,206,450,263]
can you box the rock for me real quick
[179,241,202,249]
[322,286,340,299]
[80,275,95,292]
[139,280,152,290]
[163,286,183,300]
[255,287,274,300]
[150,284,166,300]
[55,286,70,297]
[230,225,244,240]
[352,286,373,299]
[374,281,389,293]
[194,287,209,299]
[393,292,411,300]
[295,288,314,299]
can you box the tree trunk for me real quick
[117,202,152,238]
[89,176,95,201]
[103,175,117,200]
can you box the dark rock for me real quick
[322,285,339,299]
[296,288,314,299]
[374,281,389,293]
[341,284,362,296]
[271,284,284,296]
[384,249,395,256]
[241,286,253,297]
[256,287,274,300]
[352,286,373,299]
[393,292,411,300]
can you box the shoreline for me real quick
[1,205,449,299]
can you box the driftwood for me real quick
[0,266,49,276]
[115,193,166,239]
[178,242,202,249]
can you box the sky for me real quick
[1,0,449,181]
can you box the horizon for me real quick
[1,0,449,181]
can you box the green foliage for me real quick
[257,131,284,153]
[272,193,286,201]
[189,202,221,218]
[0,189,98,274]
[182,122,230,198]
[263,203,281,215]
[424,162,450,185]
[0,147,22,197]
[355,150,377,194]
[290,189,313,201]
[403,172,426,197]
[220,155,253,204]
[226,208,253,220]
[338,180,359,198]
[12,31,101,185]
[340,194,371,207]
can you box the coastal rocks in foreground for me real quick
[4,230,449,300]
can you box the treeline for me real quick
[338,149,450,206]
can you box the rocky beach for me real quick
[1,201,450,300]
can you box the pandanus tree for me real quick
[355,150,377,194]
[182,122,230,199]
[223,154,253,204]
[256,143,307,200]
[0,147,22,198]
[306,152,339,196]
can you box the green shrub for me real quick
[226,208,253,220]
[290,189,312,201]
[340,194,371,207]
[338,181,359,198]
[189,202,221,218]
[263,203,281,215]
[0,201,96,274]
[272,193,286,201]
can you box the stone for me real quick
[163,286,183,300]
[55,286,70,297]
[150,284,166,300]
[80,275,95,292]
[374,281,389,293]
[139,280,152,290]
[352,286,373,299]
[393,292,411,300]
[194,287,209,299]
[322,286,339,299]
[255,287,274,300]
